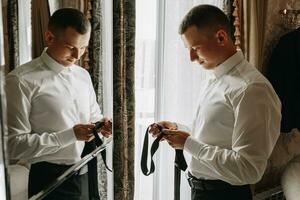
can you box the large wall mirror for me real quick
[1,0,10,199]
[2,0,113,199]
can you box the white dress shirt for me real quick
[6,50,102,165]
[182,51,281,185]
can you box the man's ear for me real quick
[45,31,55,46]
[216,29,228,46]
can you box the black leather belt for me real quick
[187,172,238,191]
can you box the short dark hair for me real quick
[179,5,231,35]
[48,8,91,36]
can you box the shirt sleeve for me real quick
[176,123,191,132]
[184,82,281,185]
[6,75,77,161]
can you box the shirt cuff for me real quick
[184,136,204,157]
[54,128,77,147]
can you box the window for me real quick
[135,1,224,199]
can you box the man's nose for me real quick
[72,49,80,59]
[190,49,198,62]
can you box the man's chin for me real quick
[62,60,76,67]
[200,63,214,70]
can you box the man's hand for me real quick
[163,129,190,149]
[97,117,112,138]
[149,121,177,138]
[73,123,96,141]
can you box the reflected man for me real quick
[6,8,111,199]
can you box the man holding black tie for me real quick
[6,8,111,199]
[150,5,281,200]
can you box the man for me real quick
[6,8,111,199]
[150,5,281,200]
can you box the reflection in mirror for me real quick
[5,0,113,199]
[29,137,112,200]
[1,0,10,199]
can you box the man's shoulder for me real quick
[232,60,269,85]
[72,64,89,73]
[71,64,91,79]
[225,61,274,97]
[7,57,43,78]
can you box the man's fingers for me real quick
[100,130,111,137]
[162,129,177,135]
[81,124,96,129]
[166,140,175,148]
[149,123,162,135]
[87,134,95,142]
[100,117,112,126]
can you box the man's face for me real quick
[45,27,91,67]
[181,25,222,70]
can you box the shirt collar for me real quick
[40,49,71,73]
[212,50,244,78]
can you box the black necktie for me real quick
[81,121,111,200]
[140,124,187,200]
[81,140,99,200]
[93,121,112,172]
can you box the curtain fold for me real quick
[113,0,135,199]
[31,0,50,59]
[240,0,268,71]
[87,0,108,198]
[82,0,109,198]
[89,0,104,109]
[7,0,19,71]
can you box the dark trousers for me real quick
[191,185,252,200]
[28,162,89,200]
[188,173,252,200]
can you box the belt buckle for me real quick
[188,178,205,190]
[188,177,195,188]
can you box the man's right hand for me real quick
[148,121,177,137]
[73,123,96,142]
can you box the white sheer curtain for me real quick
[135,1,225,200]
[101,0,113,199]
[18,0,32,65]
[134,0,157,199]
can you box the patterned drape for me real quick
[88,0,104,109]
[32,0,50,59]
[113,0,135,199]
[232,0,241,49]
[86,0,108,198]
[7,0,19,71]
